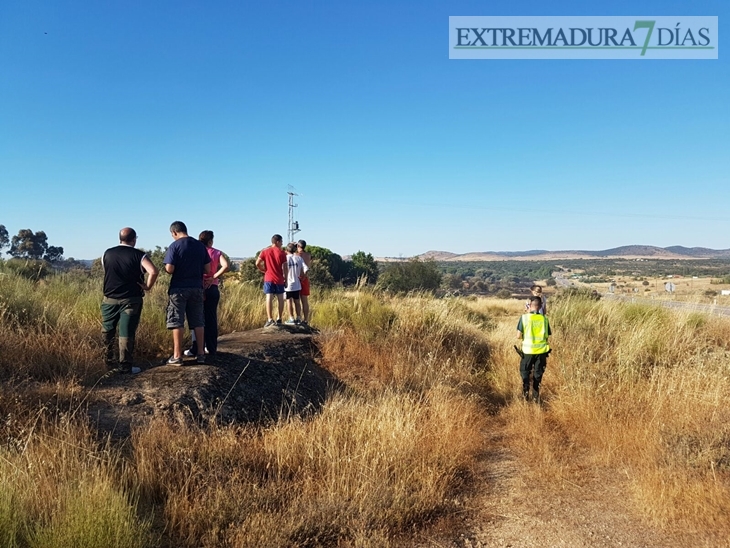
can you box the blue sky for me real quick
[1,0,727,259]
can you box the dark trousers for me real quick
[101,297,143,365]
[191,285,220,355]
[520,353,548,393]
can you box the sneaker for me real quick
[300,320,308,326]
[183,349,194,357]
[196,354,206,365]
[204,347,210,355]
[129,366,142,374]
[166,356,183,366]
[285,318,296,325]
[275,318,282,326]
[264,319,275,328]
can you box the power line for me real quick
[287,186,301,244]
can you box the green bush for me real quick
[376,259,442,294]
[1,258,51,281]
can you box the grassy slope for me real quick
[0,267,729,545]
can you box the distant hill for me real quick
[378,245,730,262]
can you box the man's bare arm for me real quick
[140,256,159,291]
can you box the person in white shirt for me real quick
[284,242,308,324]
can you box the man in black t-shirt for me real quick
[102,227,159,373]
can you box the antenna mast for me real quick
[287,186,301,244]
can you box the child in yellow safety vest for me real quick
[517,296,552,402]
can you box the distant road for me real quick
[601,293,730,317]
[552,272,730,316]
[553,272,572,288]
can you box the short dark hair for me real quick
[530,296,543,307]
[297,239,307,250]
[286,242,297,253]
[271,234,283,244]
[170,221,188,234]
[530,285,542,293]
[199,230,214,247]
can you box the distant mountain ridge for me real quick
[388,245,730,262]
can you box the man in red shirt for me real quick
[255,234,289,327]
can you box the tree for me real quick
[0,224,8,256]
[349,250,379,285]
[139,246,167,270]
[376,258,442,294]
[308,245,347,283]
[307,259,335,289]
[237,257,262,284]
[442,273,464,290]
[9,229,64,262]
[44,245,64,262]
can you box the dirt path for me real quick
[429,413,705,548]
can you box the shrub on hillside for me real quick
[552,286,601,304]
[1,258,51,281]
[376,258,442,294]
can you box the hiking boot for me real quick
[166,356,183,366]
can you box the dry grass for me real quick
[0,273,265,380]
[4,264,730,544]
[314,291,492,394]
[577,274,730,304]
[481,292,730,537]
[0,412,150,547]
[0,270,491,546]
[130,386,485,547]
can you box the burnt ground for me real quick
[86,324,342,438]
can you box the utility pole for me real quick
[287,186,301,244]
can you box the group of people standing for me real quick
[102,222,546,405]
[101,221,229,373]
[255,234,312,327]
[101,224,314,374]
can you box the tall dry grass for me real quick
[131,386,485,547]
[0,412,150,547]
[0,270,493,546]
[314,290,493,394]
[482,292,730,538]
[7,262,729,543]
[0,271,264,381]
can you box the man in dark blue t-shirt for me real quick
[163,221,210,365]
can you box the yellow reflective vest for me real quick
[520,313,550,355]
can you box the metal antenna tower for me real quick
[287,186,301,244]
